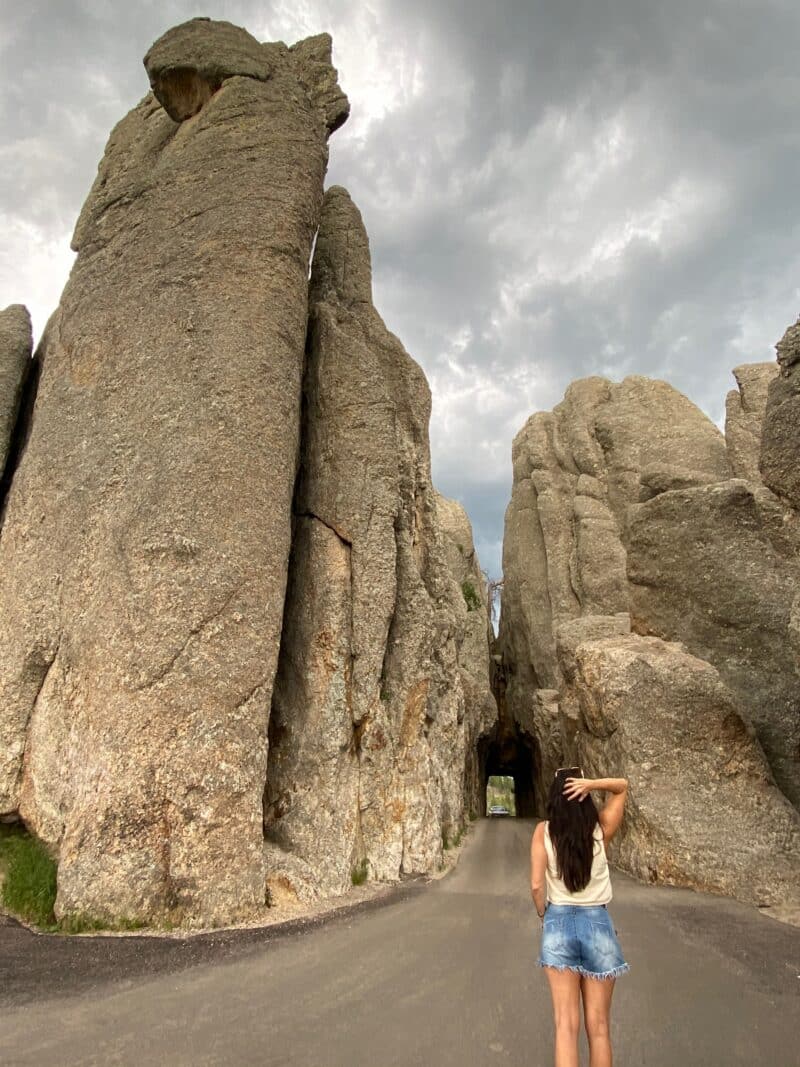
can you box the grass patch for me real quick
[442,823,467,853]
[0,824,57,927]
[0,824,147,934]
[351,858,368,886]
[57,913,147,934]
[461,580,481,612]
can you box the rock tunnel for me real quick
[477,655,539,817]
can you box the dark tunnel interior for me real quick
[478,656,540,818]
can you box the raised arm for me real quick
[562,776,628,845]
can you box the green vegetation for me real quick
[486,774,517,816]
[351,858,368,886]
[1,823,147,933]
[0,823,57,927]
[461,579,481,612]
[58,913,147,934]
[442,825,465,852]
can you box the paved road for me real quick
[2,817,798,1066]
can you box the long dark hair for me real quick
[546,768,600,893]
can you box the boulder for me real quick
[570,634,800,910]
[0,19,347,926]
[145,17,349,131]
[637,464,720,502]
[628,480,800,807]
[725,362,777,481]
[761,316,800,509]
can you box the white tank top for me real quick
[543,821,612,905]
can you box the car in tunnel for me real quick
[488,805,511,817]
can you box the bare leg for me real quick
[581,975,615,1067]
[544,968,582,1067]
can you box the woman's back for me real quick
[543,820,612,905]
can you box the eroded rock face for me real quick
[501,376,728,683]
[725,362,777,481]
[0,305,33,505]
[761,316,800,509]
[568,634,800,911]
[628,480,800,807]
[554,613,631,779]
[263,188,496,900]
[145,18,349,131]
[0,20,347,926]
[435,492,499,821]
[498,374,729,743]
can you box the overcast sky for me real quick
[2,0,799,578]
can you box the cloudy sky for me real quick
[2,0,799,577]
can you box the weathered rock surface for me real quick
[434,492,499,821]
[145,17,349,131]
[637,464,720,502]
[554,613,631,777]
[568,634,800,910]
[725,362,777,481]
[0,19,347,926]
[502,376,729,681]
[0,305,33,502]
[263,187,496,901]
[628,480,800,807]
[498,375,729,748]
[761,316,800,509]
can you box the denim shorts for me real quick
[537,903,630,980]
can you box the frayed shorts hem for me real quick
[537,960,630,981]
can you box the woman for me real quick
[530,769,629,1067]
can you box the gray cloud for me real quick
[2,0,800,576]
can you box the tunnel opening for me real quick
[477,652,540,818]
[479,724,538,818]
[486,774,516,816]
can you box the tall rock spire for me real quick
[0,19,348,927]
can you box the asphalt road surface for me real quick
[2,817,798,1066]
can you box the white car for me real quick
[488,805,510,817]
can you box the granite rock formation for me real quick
[499,375,729,694]
[0,19,349,926]
[499,350,800,909]
[263,189,495,901]
[567,632,800,911]
[434,491,498,821]
[0,28,498,928]
[0,305,33,512]
[761,315,800,510]
[628,480,800,806]
[724,362,777,480]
